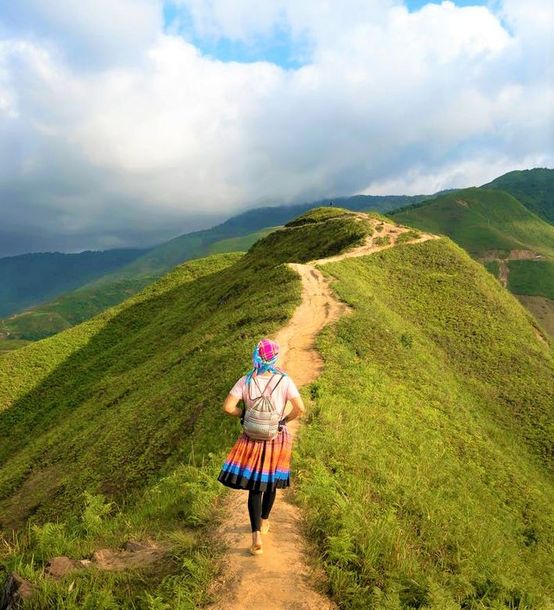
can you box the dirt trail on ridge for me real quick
[207,218,437,610]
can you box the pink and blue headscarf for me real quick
[246,338,285,384]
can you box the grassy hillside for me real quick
[0,194,425,349]
[1,209,552,607]
[0,209,370,607]
[296,238,554,609]
[0,228,277,344]
[0,249,146,318]
[390,188,554,257]
[482,168,554,223]
[390,188,554,335]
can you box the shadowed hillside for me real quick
[0,249,146,318]
[0,208,552,608]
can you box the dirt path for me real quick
[208,217,437,610]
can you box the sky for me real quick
[0,0,553,256]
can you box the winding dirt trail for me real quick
[207,217,437,610]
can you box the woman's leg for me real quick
[261,488,276,520]
[247,490,263,532]
[248,490,263,552]
[260,488,276,533]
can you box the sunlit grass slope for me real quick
[482,168,554,224]
[390,187,554,336]
[0,209,369,607]
[390,188,554,257]
[295,238,554,609]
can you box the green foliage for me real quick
[0,339,32,354]
[373,235,391,247]
[285,207,353,227]
[0,229,282,344]
[296,238,554,608]
[391,188,554,257]
[482,168,554,223]
[390,187,554,305]
[483,260,500,279]
[249,212,371,264]
[395,230,421,244]
[205,227,278,254]
[2,212,553,607]
[0,249,146,318]
[508,259,554,299]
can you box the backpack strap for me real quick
[247,373,285,402]
[248,373,275,402]
[268,373,286,397]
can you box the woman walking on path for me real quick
[218,338,305,555]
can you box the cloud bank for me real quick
[0,0,552,255]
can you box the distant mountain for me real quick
[481,168,554,223]
[0,227,276,343]
[0,249,146,318]
[0,194,426,345]
[391,187,554,334]
[117,193,426,277]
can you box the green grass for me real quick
[390,188,554,258]
[285,207,354,227]
[295,238,554,609]
[205,227,279,254]
[508,260,554,299]
[390,188,554,311]
[250,208,372,264]
[0,229,281,344]
[2,210,553,607]
[482,168,554,224]
[0,249,146,318]
[0,210,367,606]
[483,260,500,279]
[0,339,32,355]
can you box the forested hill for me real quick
[0,249,146,318]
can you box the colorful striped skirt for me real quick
[218,427,292,492]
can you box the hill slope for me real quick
[1,209,552,608]
[0,249,146,318]
[0,228,277,344]
[390,187,554,335]
[482,168,554,223]
[295,237,553,607]
[0,194,426,349]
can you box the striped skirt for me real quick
[218,427,292,492]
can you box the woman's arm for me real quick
[222,393,243,417]
[283,395,305,423]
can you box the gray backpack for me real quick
[242,373,286,441]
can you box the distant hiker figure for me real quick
[218,338,305,555]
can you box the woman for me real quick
[218,338,305,555]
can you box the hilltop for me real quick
[391,187,554,336]
[0,207,552,608]
[0,194,425,348]
[482,168,554,223]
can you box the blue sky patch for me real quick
[163,2,309,68]
[164,1,489,68]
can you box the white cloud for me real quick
[0,0,552,254]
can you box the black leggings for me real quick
[247,489,277,532]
